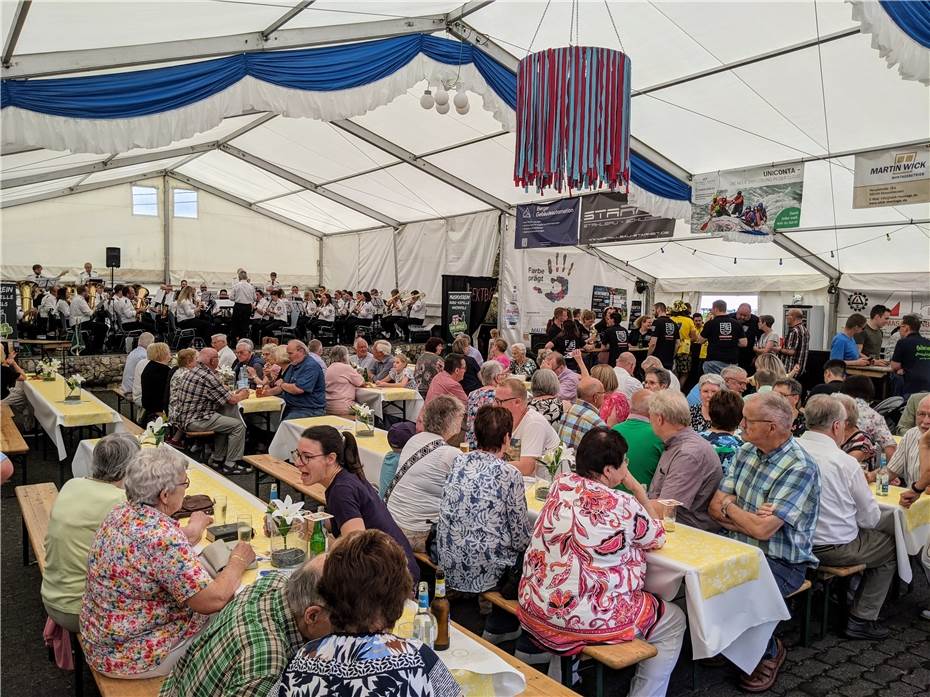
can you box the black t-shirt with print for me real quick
[600,326,631,365]
[553,334,581,371]
[701,316,745,364]
[651,316,678,369]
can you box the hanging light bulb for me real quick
[733,257,737,264]
[886,233,891,241]
[691,249,696,255]
[436,102,450,115]
[779,258,783,266]
[420,88,435,110]
[455,101,470,115]
[453,89,468,110]
[660,247,665,254]
[830,250,835,258]
[434,87,449,107]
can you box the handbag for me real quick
[171,494,214,520]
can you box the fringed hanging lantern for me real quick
[515,46,632,195]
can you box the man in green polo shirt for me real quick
[160,555,330,697]
[612,389,665,490]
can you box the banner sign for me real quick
[0,283,17,339]
[838,289,930,346]
[446,291,470,336]
[514,198,580,249]
[580,192,675,244]
[591,285,628,320]
[690,163,804,238]
[853,145,930,209]
[630,300,643,324]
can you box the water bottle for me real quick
[237,366,249,390]
[310,506,327,557]
[269,481,279,502]
[411,581,437,648]
[876,454,889,497]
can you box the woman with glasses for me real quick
[81,448,255,679]
[518,427,685,697]
[291,425,420,590]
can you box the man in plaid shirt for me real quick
[779,308,810,377]
[557,377,607,450]
[160,557,330,697]
[710,392,820,693]
[175,348,251,475]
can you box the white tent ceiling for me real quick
[1,0,928,284]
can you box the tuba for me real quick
[17,281,36,323]
[133,285,149,312]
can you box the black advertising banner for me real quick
[630,300,643,323]
[446,291,470,336]
[591,286,628,320]
[514,198,580,249]
[579,192,676,244]
[0,283,17,339]
[441,275,498,342]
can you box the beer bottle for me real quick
[431,569,450,651]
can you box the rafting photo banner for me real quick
[579,192,676,244]
[690,163,805,243]
[853,144,930,209]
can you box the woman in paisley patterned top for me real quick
[518,428,687,697]
[527,368,568,426]
[270,529,462,697]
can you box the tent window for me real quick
[698,294,758,315]
[173,188,198,219]
[131,185,158,217]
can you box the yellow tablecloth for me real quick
[287,415,392,456]
[882,485,930,532]
[238,390,284,415]
[526,481,759,600]
[26,375,117,427]
[369,386,419,402]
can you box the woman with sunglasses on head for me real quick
[292,425,419,590]
[517,427,684,697]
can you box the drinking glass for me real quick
[237,514,253,543]
[214,495,227,525]
[662,502,678,532]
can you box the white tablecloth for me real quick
[268,415,390,484]
[877,498,930,583]
[356,386,424,422]
[22,381,124,460]
[526,489,788,673]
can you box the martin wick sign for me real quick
[854,145,930,209]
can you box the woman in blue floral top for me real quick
[270,529,462,697]
[464,360,506,449]
[438,405,530,594]
[699,389,744,475]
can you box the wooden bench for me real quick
[120,415,145,437]
[2,403,30,485]
[16,482,58,572]
[785,579,813,646]
[110,386,135,422]
[482,591,657,696]
[815,564,867,640]
[242,454,326,505]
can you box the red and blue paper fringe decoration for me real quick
[515,46,632,195]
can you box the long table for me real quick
[356,385,423,422]
[22,374,123,462]
[876,485,930,583]
[525,480,788,673]
[72,439,567,697]
[268,415,392,483]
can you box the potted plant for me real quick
[266,495,307,568]
[64,373,85,401]
[534,444,575,501]
[351,402,375,437]
[140,416,170,446]
[217,364,236,388]
[37,358,61,381]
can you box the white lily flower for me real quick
[269,495,305,525]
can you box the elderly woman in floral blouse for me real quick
[464,360,506,449]
[518,427,686,697]
[509,343,537,379]
[80,448,255,679]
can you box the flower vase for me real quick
[64,384,81,401]
[535,474,553,501]
[269,530,308,569]
[355,417,374,438]
[42,374,55,382]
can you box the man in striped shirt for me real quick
[779,308,810,377]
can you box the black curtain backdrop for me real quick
[441,275,497,343]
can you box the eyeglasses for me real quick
[291,449,327,465]
[175,477,190,489]
[494,397,520,406]
[741,418,774,426]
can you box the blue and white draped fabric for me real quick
[1,33,692,212]
[849,0,930,85]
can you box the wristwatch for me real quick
[721,500,733,518]
[911,482,926,495]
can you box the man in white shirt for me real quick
[888,393,930,487]
[614,351,644,400]
[798,395,895,640]
[350,337,376,373]
[266,272,280,293]
[387,396,465,552]
[212,334,236,370]
[494,378,559,477]
[78,262,97,285]
[229,269,256,344]
[120,332,154,395]
[25,264,64,290]
[111,285,142,332]
[70,285,106,353]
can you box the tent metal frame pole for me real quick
[169,172,325,239]
[162,173,172,284]
[762,139,930,169]
[3,14,449,79]
[392,228,401,290]
[331,120,512,211]
[769,235,839,281]
[446,1,496,21]
[0,168,170,208]
[585,246,657,286]
[445,18,692,183]
[1,0,31,68]
[261,0,316,40]
[218,143,402,228]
